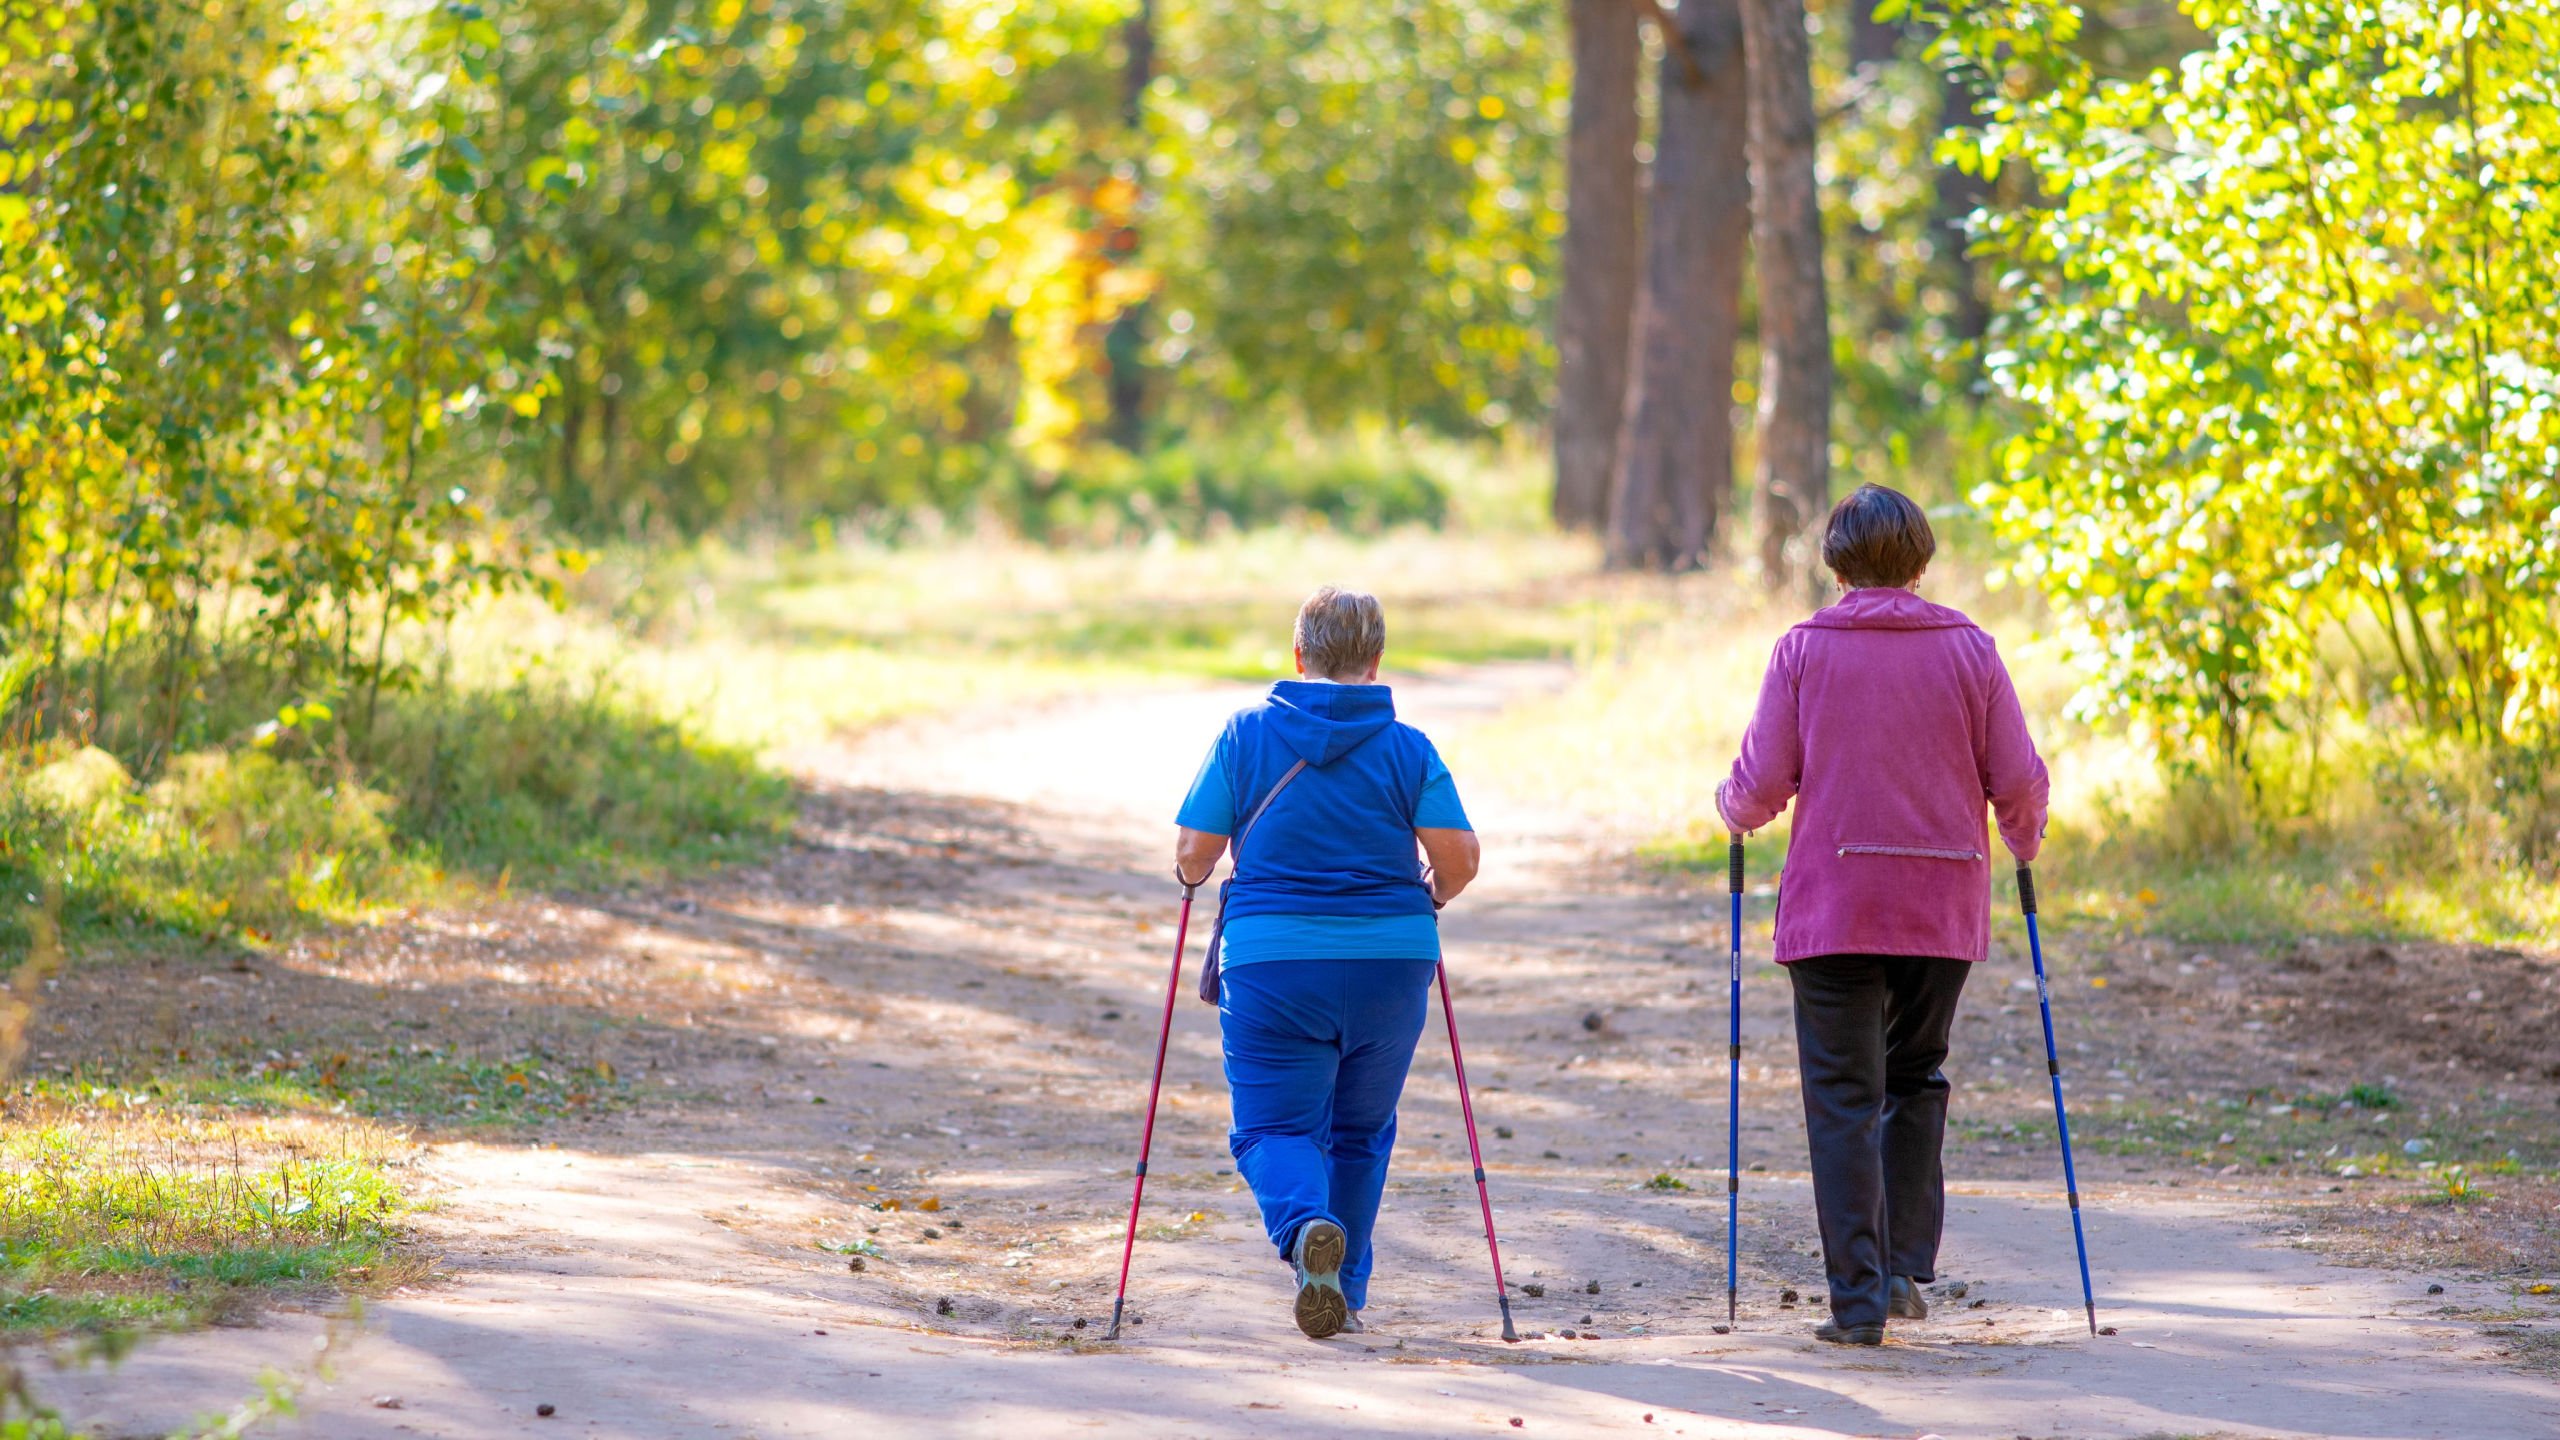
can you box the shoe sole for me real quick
[1293,1221,1349,1340]
[1817,1325,1886,1346]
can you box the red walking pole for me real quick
[1105,875,1201,1340]
[1438,962,1521,1342]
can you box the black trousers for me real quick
[1786,953,1971,1328]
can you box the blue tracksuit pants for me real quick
[1219,956,1436,1312]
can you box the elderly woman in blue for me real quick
[1174,585,1480,1340]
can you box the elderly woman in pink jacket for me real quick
[1716,484,2051,1346]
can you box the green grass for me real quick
[1960,1092,2557,1179]
[0,665,793,955]
[0,1090,408,1337]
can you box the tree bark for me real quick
[0,464,22,638]
[1931,68,1991,353]
[1850,0,1904,75]
[1103,0,1154,452]
[1551,0,1642,531]
[1740,0,1834,588]
[1607,0,1750,571]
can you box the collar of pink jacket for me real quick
[1801,585,1977,632]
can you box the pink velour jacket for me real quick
[1715,586,2050,964]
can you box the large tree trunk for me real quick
[1103,0,1154,452]
[1550,0,1641,532]
[1606,0,1750,571]
[1740,0,1834,588]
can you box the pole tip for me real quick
[1104,1297,1126,1341]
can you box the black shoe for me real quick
[1889,1277,1928,1320]
[1291,1220,1349,1339]
[1815,1319,1886,1346]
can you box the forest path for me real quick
[48,672,2560,1439]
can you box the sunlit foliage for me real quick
[1150,0,1564,434]
[1,0,544,759]
[1953,0,2560,766]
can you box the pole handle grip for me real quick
[1728,836,1745,894]
[2016,863,2038,916]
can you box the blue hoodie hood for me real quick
[1263,680,1397,765]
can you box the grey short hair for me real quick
[1294,586,1386,680]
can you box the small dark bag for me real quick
[1196,759,1308,1005]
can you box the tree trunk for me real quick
[1103,0,1154,452]
[1607,0,1750,571]
[0,464,22,639]
[1931,68,1991,353]
[1740,0,1834,588]
[557,386,586,520]
[1550,0,1641,532]
[1850,0,1904,74]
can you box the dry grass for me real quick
[481,522,1622,757]
[2289,1173,2560,1279]
[1447,566,2559,947]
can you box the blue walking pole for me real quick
[1726,834,1744,1328]
[2017,863,2100,1337]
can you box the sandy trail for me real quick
[46,672,2560,1439]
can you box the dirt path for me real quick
[46,673,2560,1439]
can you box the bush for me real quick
[1007,432,1449,541]
[1959,0,2560,764]
[0,747,414,943]
[0,667,792,953]
[370,670,792,883]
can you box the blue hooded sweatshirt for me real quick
[1176,680,1471,965]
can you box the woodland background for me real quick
[0,0,2556,1389]
[0,0,2556,961]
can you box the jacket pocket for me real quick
[1837,842,1982,861]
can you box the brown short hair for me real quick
[1821,484,1936,588]
[1294,585,1386,679]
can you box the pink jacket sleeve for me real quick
[1716,639,1802,834]
[1981,657,2050,863]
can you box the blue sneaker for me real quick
[1290,1219,1349,1339]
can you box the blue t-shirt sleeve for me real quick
[1176,738,1237,834]
[1415,748,1471,831]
